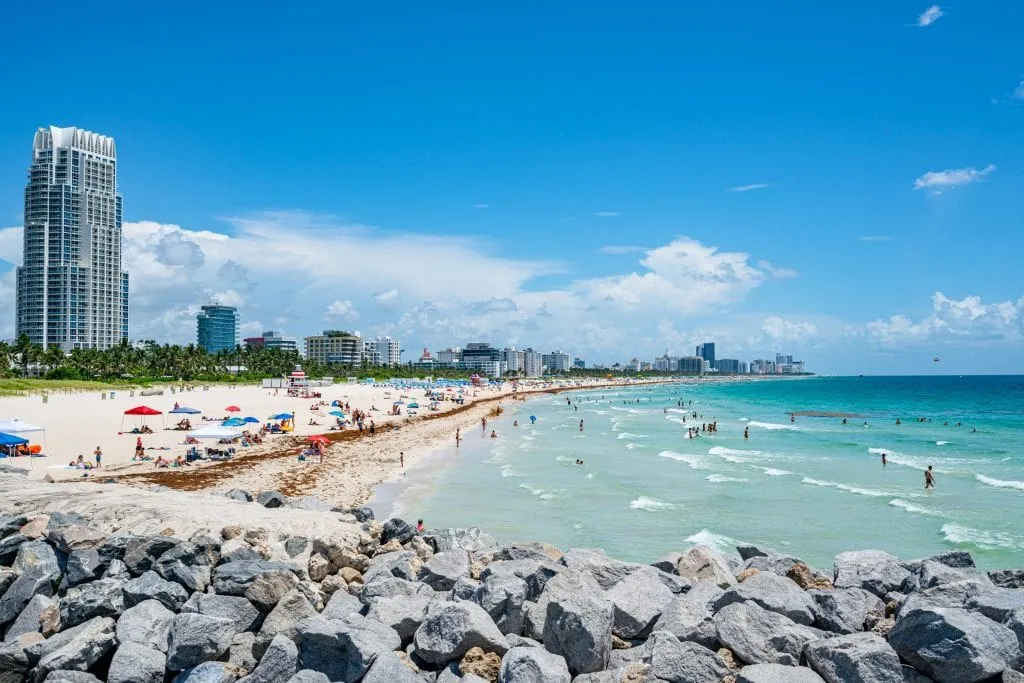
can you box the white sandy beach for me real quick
[0,377,667,507]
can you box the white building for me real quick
[436,347,462,364]
[503,347,524,375]
[370,336,401,367]
[17,126,128,350]
[542,350,573,374]
[522,348,544,378]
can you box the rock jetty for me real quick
[0,487,1021,682]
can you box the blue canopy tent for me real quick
[328,410,344,418]
[0,432,29,459]
[169,406,201,414]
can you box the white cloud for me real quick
[239,321,263,338]
[762,316,818,342]
[373,289,400,306]
[916,5,943,27]
[325,300,359,320]
[0,227,23,266]
[863,292,1024,346]
[757,260,798,279]
[594,211,620,217]
[599,245,647,255]
[858,235,894,242]
[913,164,995,193]
[727,183,771,193]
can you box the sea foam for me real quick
[889,499,943,517]
[748,421,799,431]
[976,474,1024,491]
[801,477,886,497]
[684,528,738,552]
[762,468,792,476]
[658,451,707,470]
[706,474,749,483]
[942,523,1022,550]
[629,496,678,512]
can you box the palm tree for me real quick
[42,345,66,374]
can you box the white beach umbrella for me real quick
[187,425,244,439]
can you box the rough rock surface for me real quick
[803,633,903,683]
[413,600,509,665]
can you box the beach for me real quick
[0,376,673,505]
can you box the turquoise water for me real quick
[376,377,1024,570]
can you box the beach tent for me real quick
[0,420,47,465]
[0,433,28,446]
[121,405,163,432]
[188,425,243,439]
[169,406,201,414]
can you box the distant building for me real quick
[244,330,300,355]
[653,353,676,372]
[740,361,750,374]
[436,347,462,364]
[461,343,506,377]
[503,347,525,375]
[362,341,381,367]
[716,358,741,374]
[522,348,544,378]
[697,342,716,365]
[776,353,793,365]
[573,358,586,369]
[17,126,129,350]
[627,357,642,372]
[369,336,401,367]
[305,330,363,366]
[678,356,704,374]
[542,350,573,374]
[196,305,239,354]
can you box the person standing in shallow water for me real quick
[925,465,935,489]
[882,452,888,466]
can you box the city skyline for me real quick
[0,4,1022,375]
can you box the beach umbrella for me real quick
[407,402,419,409]
[169,406,201,414]
[124,406,161,416]
[225,406,241,413]
[0,432,29,446]
[242,417,260,424]
[328,410,344,418]
[188,425,243,439]
[308,435,329,444]
[269,413,293,420]
[393,400,404,405]
[222,418,246,427]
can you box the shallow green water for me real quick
[374,376,1024,570]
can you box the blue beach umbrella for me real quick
[269,413,293,420]
[329,410,344,418]
[222,418,246,427]
[242,417,260,424]
[169,406,201,414]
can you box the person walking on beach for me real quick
[369,420,375,437]
[93,446,102,468]
[400,452,404,468]
[925,466,935,489]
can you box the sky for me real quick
[0,1,1022,375]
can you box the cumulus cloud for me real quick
[0,227,22,266]
[325,300,359,319]
[914,164,995,192]
[727,183,771,193]
[762,316,818,341]
[916,5,943,27]
[757,261,798,279]
[155,231,205,267]
[863,292,1024,346]
[373,289,400,306]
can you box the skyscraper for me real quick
[698,342,716,365]
[196,305,239,354]
[16,126,129,350]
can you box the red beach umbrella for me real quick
[225,406,241,413]
[124,406,162,415]
[308,435,329,444]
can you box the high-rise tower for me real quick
[16,126,129,350]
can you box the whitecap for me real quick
[889,499,943,517]
[801,477,886,497]
[942,523,1022,550]
[936,441,949,446]
[867,447,890,456]
[658,451,708,470]
[709,446,761,456]
[500,465,522,478]
[585,472,595,479]
[555,455,573,462]
[685,528,738,552]
[518,483,543,496]
[625,443,647,450]
[976,474,1024,491]
[616,432,649,440]
[706,474,749,483]
[667,408,688,414]
[748,421,799,431]
[630,496,678,511]
[665,416,686,425]
[762,468,791,476]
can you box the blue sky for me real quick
[0,1,1022,374]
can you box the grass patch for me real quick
[0,378,147,397]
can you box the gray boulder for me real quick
[605,567,675,639]
[123,569,190,611]
[499,645,571,683]
[59,577,125,627]
[523,569,603,640]
[284,496,331,512]
[359,576,432,604]
[652,552,683,574]
[181,593,263,633]
[493,542,564,563]
[479,558,560,601]
[1006,606,1024,649]
[45,526,106,555]
[422,527,497,554]
[212,561,299,597]
[46,512,88,529]
[919,560,990,590]
[380,518,417,546]
[107,642,166,683]
[989,569,1024,589]
[361,650,424,683]
[649,631,729,682]
[174,661,246,682]
[833,550,912,598]
[736,663,826,682]
[713,601,823,666]
[419,550,470,591]
[716,571,816,626]
[295,613,400,682]
[123,536,180,576]
[0,568,57,628]
[166,613,237,671]
[116,599,175,652]
[475,571,528,636]
[365,595,431,644]
[246,571,300,613]
[889,606,1021,683]
[225,489,253,502]
[676,545,736,588]
[228,631,258,672]
[27,616,116,682]
[809,587,884,634]
[562,548,639,590]
[286,672,330,683]
[64,550,102,587]
[283,537,308,558]
[966,586,1024,622]
[542,594,613,675]
[321,589,365,621]
[6,594,56,641]
[345,507,375,523]
[804,632,903,683]
[453,576,482,601]
[0,534,28,566]
[239,634,298,683]
[363,551,419,584]
[255,589,317,658]
[0,631,44,674]
[42,674,103,683]
[651,581,723,649]
[256,491,287,508]
[13,541,62,578]
[414,600,508,665]
[0,515,28,540]
[155,539,219,592]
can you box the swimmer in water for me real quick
[579,420,584,432]
[925,465,935,489]
[490,430,497,438]
[881,452,887,466]
[744,427,749,439]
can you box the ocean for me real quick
[372,376,1024,570]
